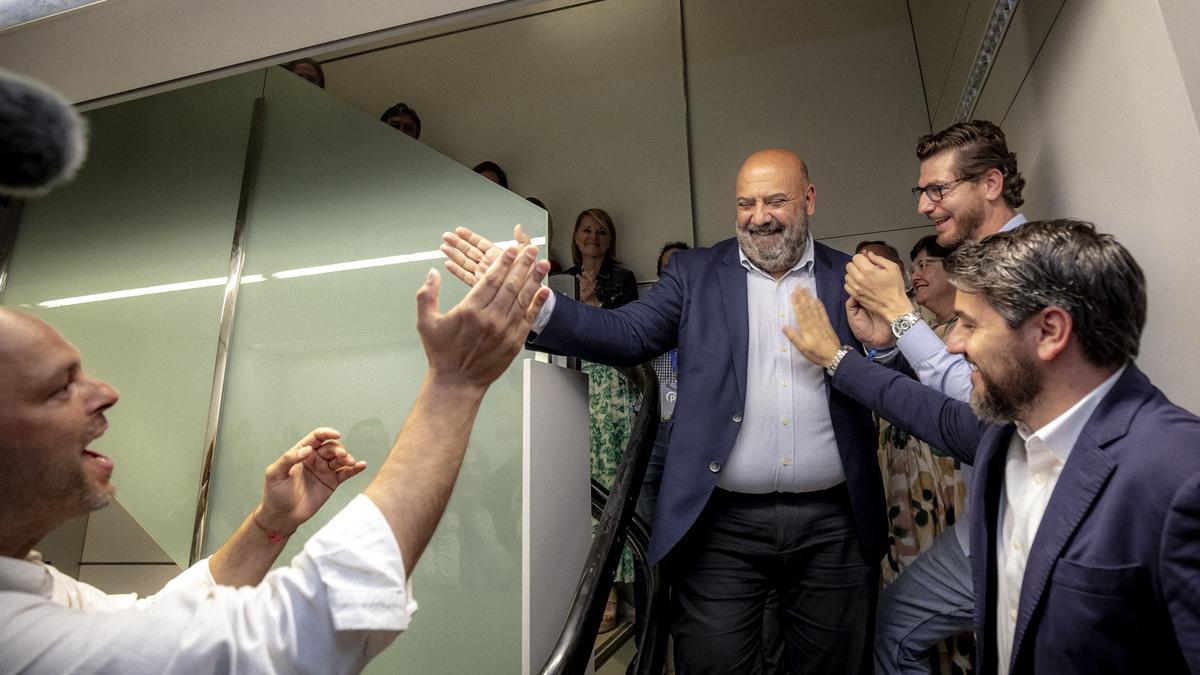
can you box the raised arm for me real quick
[365,245,550,575]
[440,224,533,288]
[845,251,973,401]
[784,288,989,464]
[207,428,366,587]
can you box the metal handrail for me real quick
[539,363,666,675]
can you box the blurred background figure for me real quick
[855,239,908,293]
[564,208,637,308]
[380,102,421,139]
[559,207,639,632]
[282,59,325,88]
[526,196,563,275]
[473,160,508,188]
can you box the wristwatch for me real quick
[890,311,924,339]
[826,345,853,376]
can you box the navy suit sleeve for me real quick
[832,351,990,465]
[531,262,683,367]
[1162,470,1200,672]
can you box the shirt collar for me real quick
[0,551,54,598]
[738,233,815,279]
[1000,213,1027,233]
[1015,365,1126,464]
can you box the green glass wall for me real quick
[1,72,263,565]
[204,67,543,673]
[2,66,544,673]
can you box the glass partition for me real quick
[1,71,264,566]
[202,67,545,674]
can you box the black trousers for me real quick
[666,485,877,674]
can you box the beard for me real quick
[737,210,810,273]
[937,198,987,247]
[969,339,1043,424]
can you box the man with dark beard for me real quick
[441,148,886,673]
[784,220,1200,675]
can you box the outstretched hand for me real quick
[256,427,367,535]
[440,224,534,288]
[845,251,913,321]
[417,243,551,390]
[783,288,843,368]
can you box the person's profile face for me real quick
[386,113,420,140]
[0,313,121,522]
[917,150,987,248]
[945,291,1042,423]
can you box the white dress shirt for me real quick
[994,366,1124,675]
[896,212,1027,554]
[718,237,844,493]
[0,494,416,674]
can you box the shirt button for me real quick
[781,380,788,388]
[1033,473,1045,485]
[1012,538,1022,551]
[709,461,721,473]
[732,413,742,423]
[782,457,791,466]
[779,345,787,353]
[782,418,791,426]
[1009,608,1017,622]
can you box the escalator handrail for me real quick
[539,363,663,675]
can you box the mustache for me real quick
[744,220,784,235]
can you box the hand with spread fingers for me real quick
[440,224,534,289]
[417,243,551,390]
[783,288,843,369]
[845,251,915,323]
[255,427,368,536]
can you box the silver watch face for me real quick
[891,314,918,338]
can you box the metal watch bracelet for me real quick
[826,345,853,376]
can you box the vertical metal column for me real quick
[0,199,24,303]
[189,95,267,565]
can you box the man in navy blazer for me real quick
[785,219,1200,674]
[443,149,885,673]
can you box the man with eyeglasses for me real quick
[840,120,1028,675]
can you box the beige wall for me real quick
[324,0,694,280]
[683,1,931,250]
[976,0,1200,410]
[324,0,932,280]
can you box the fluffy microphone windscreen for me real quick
[0,69,86,198]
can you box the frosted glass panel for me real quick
[204,67,545,674]
[1,72,263,566]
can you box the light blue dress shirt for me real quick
[718,236,846,493]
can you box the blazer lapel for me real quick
[717,244,748,407]
[812,243,846,340]
[973,427,1013,675]
[1007,366,1150,669]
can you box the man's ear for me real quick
[1031,306,1072,362]
[982,166,1004,203]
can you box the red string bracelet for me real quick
[252,509,294,543]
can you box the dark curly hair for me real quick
[916,120,1025,209]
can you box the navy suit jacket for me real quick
[532,237,886,565]
[833,353,1200,674]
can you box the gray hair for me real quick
[944,219,1146,369]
